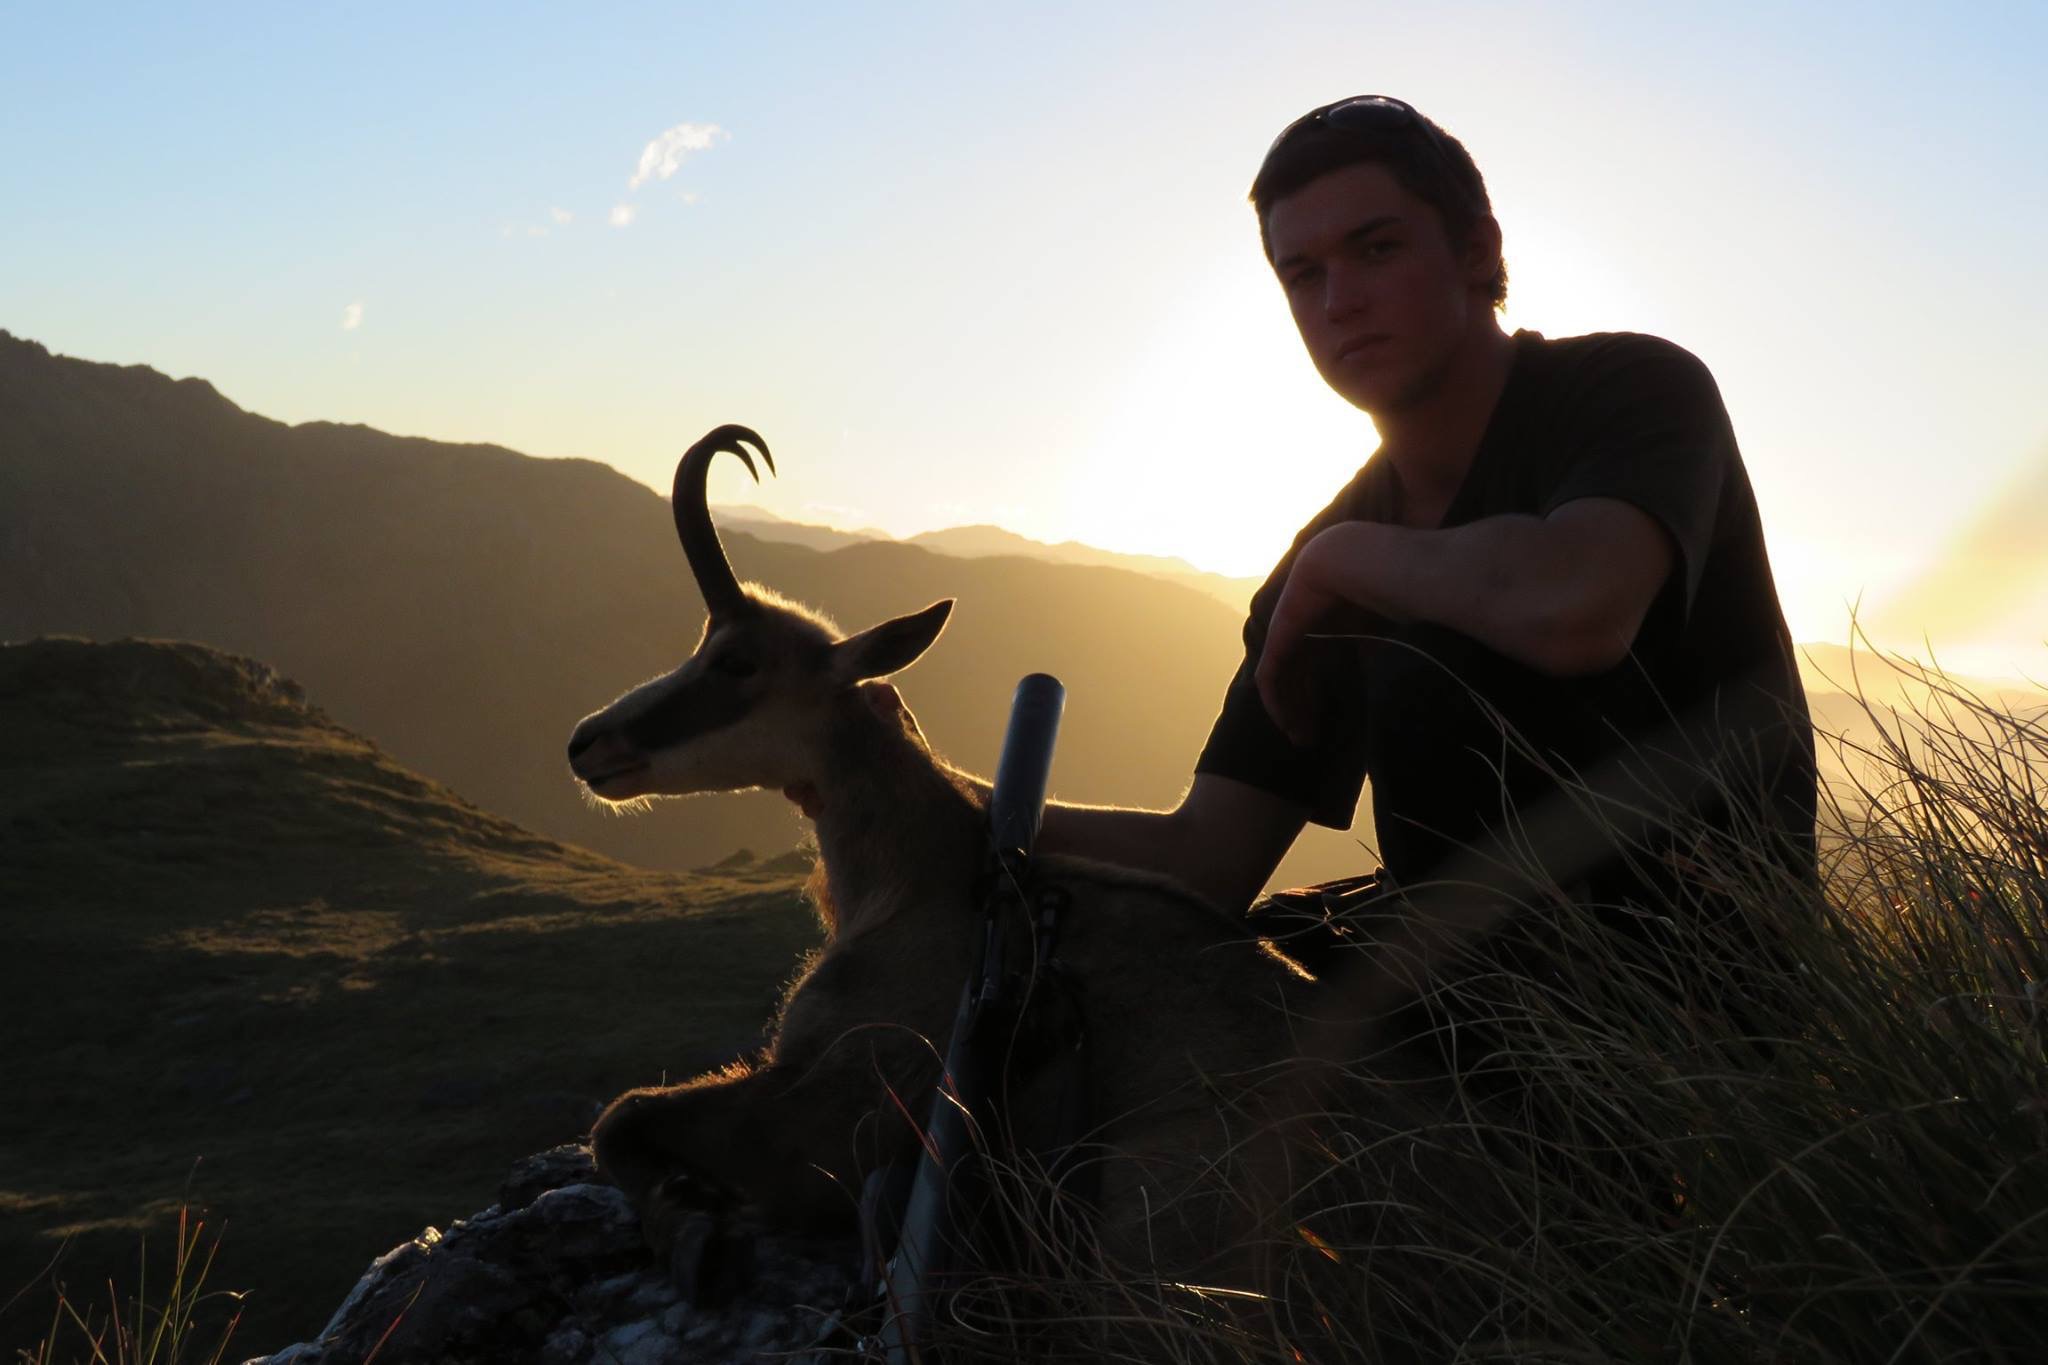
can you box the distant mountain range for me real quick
[714,505,888,555]
[0,330,1360,888]
[716,510,1263,612]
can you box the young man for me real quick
[1041,96,1816,1000]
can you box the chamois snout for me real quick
[566,711,654,799]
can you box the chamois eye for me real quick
[712,653,758,678]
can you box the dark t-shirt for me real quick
[1197,329,1817,918]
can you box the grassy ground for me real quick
[0,639,820,1358]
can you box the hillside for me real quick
[0,637,819,1357]
[0,330,1364,890]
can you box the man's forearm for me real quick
[1274,502,1675,679]
[1300,517,1588,671]
[1037,798,1187,876]
[953,765,1183,873]
[944,768,1299,913]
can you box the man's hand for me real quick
[1255,523,1368,746]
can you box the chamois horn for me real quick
[672,424,775,621]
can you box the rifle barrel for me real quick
[989,673,1065,860]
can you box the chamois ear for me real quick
[832,600,954,684]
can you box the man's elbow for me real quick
[1506,501,1673,677]
[1515,598,1642,678]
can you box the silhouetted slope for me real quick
[0,331,1367,886]
[4,636,613,894]
[719,505,886,552]
[0,637,818,1355]
[1,330,714,864]
[906,524,1262,611]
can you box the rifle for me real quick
[877,671,1066,1360]
[794,673,1068,1363]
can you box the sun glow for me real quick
[1059,254,1375,579]
[1495,210,1673,343]
[1059,202,1722,583]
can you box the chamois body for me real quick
[586,674,1316,1275]
[567,426,1436,1286]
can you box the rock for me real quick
[540,1323,591,1364]
[601,1319,658,1353]
[498,1142,600,1212]
[242,1145,860,1365]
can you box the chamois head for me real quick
[567,424,953,805]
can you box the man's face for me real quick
[1264,160,1485,415]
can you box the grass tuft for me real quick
[14,1208,243,1365]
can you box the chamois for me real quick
[567,426,1429,1286]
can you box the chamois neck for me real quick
[807,701,983,939]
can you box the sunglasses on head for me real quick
[1263,95,1477,215]
[1266,94,1428,152]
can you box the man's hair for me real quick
[1250,106,1509,310]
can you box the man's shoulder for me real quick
[1524,329,1720,391]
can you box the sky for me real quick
[4,1,2046,679]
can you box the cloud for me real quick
[1869,443,2048,644]
[550,206,574,225]
[628,122,727,190]
[340,302,363,331]
[609,203,636,228]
